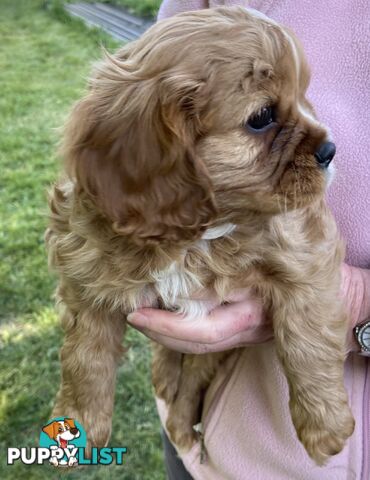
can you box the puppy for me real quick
[42,418,80,466]
[46,7,354,465]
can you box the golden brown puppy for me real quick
[46,7,354,465]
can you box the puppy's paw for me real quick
[292,401,355,465]
[166,415,197,452]
[299,420,355,465]
[166,400,199,452]
[52,405,112,455]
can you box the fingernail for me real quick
[127,312,148,327]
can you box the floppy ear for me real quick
[42,421,58,440]
[63,53,216,246]
[252,59,273,81]
[64,418,76,429]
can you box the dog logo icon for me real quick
[40,417,85,467]
[7,417,126,467]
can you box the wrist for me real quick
[342,264,370,352]
[344,265,370,328]
[357,267,370,323]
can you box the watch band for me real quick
[354,320,370,356]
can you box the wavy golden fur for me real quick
[46,7,354,465]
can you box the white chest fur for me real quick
[150,223,236,319]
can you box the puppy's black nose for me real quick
[315,141,336,167]
[70,428,78,435]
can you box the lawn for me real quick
[110,0,161,17]
[0,0,165,478]
[67,0,162,17]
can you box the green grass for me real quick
[0,0,164,478]
[64,0,161,18]
[109,0,161,17]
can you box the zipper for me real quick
[193,422,206,464]
[362,358,370,480]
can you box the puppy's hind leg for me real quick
[52,292,125,452]
[166,352,229,452]
[151,343,183,405]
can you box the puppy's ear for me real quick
[42,421,58,440]
[252,59,273,81]
[64,418,76,429]
[63,54,216,245]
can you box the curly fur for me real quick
[46,7,354,465]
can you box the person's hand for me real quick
[127,263,370,354]
[341,263,370,351]
[127,289,270,354]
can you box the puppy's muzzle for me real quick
[315,141,336,168]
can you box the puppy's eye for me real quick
[247,106,275,131]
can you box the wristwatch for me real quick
[354,320,370,356]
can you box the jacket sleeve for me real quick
[157,0,250,21]
[157,0,208,20]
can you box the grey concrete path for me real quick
[65,2,154,41]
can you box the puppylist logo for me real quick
[7,417,127,467]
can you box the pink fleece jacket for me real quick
[156,1,370,479]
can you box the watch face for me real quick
[359,323,370,352]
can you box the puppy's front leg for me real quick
[272,292,354,465]
[52,302,125,450]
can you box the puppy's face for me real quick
[42,418,80,445]
[193,11,330,221]
[64,7,332,244]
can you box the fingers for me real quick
[127,299,264,344]
[135,323,273,354]
[132,329,220,354]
